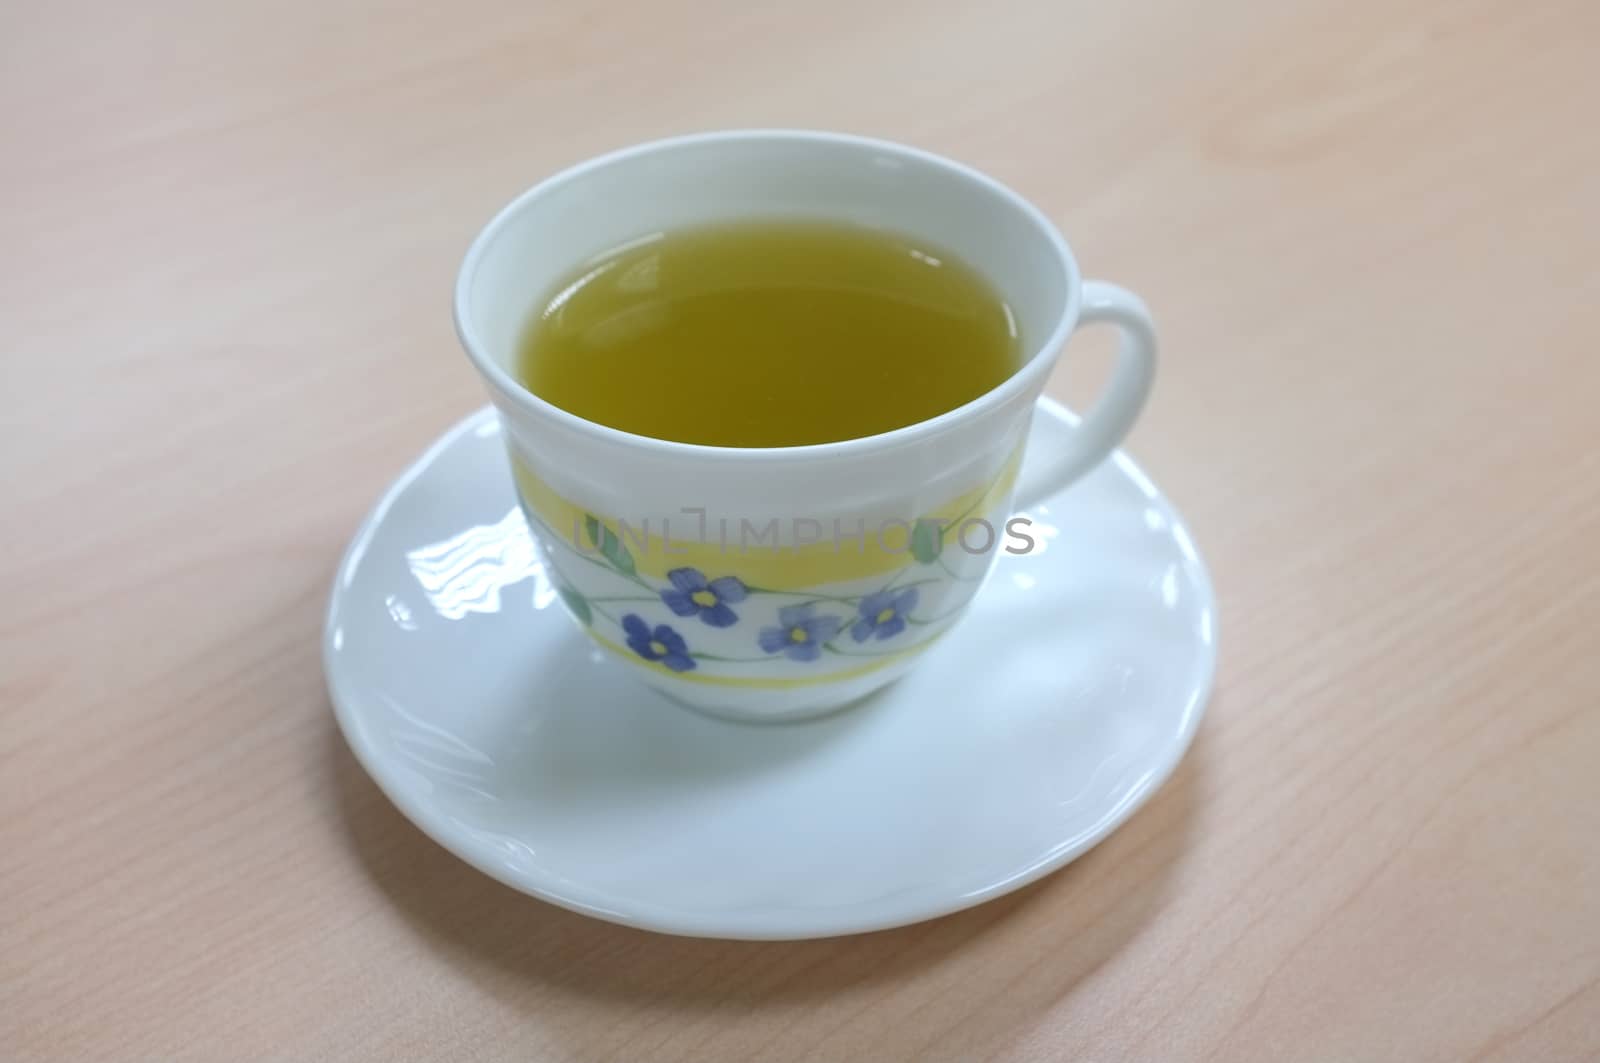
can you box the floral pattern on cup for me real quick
[622,614,696,673]
[549,512,981,677]
[851,587,919,643]
[660,567,748,628]
[758,604,844,663]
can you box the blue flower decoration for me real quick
[622,613,696,672]
[660,567,748,628]
[851,586,919,642]
[758,603,843,662]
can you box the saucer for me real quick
[325,400,1216,939]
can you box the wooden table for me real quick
[6,0,1598,1058]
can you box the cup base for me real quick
[650,661,923,724]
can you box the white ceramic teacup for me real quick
[455,130,1157,722]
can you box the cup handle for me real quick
[1013,280,1158,508]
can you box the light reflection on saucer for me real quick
[405,506,553,620]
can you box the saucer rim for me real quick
[324,400,1217,939]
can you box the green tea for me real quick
[514,219,1019,447]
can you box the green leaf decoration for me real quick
[910,519,943,564]
[582,513,637,576]
[558,586,592,625]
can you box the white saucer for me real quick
[325,401,1216,939]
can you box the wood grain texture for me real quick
[3,0,1598,1059]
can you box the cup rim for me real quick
[453,128,1082,463]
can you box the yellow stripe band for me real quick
[510,447,1021,591]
